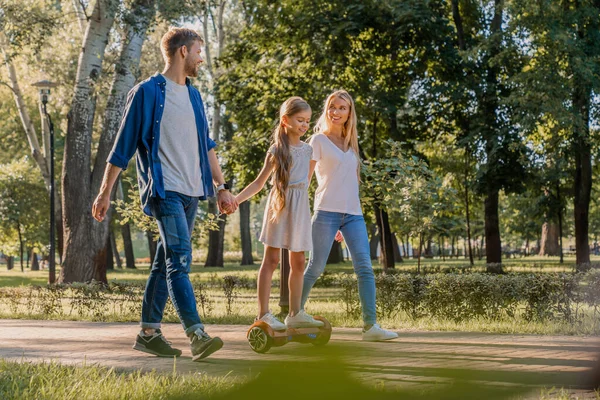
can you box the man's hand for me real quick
[334,231,344,243]
[92,193,111,222]
[217,190,238,214]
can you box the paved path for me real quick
[1,320,599,398]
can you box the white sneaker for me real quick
[362,324,398,341]
[257,312,287,331]
[284,310,325,328]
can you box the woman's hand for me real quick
[334,231,344,243]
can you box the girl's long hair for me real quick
[313,90,359,157]
[269,96,311,221]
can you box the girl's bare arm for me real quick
[235,154,274,204]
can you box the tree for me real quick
[362,140,456,272]
[0,1,65,260]
[510,0,600,269]
[0,158,48,271]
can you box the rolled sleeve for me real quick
[207,136,217,151]
[107,87,144,170]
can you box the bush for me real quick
[337,273,361,318]
[221,275,240,315]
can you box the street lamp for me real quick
[32,79,58,284]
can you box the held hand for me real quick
[92,193,110,222]
[334,231,344,243]
[217,190,238,214]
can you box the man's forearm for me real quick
[207,149,227,186]
[99,163,123,196]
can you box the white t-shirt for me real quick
[309,133,362,215]
[158,75,203,197]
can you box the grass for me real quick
[1,255,599,335]
[1,358,594,400]
[0,359,239,400]
[0,254,591,288]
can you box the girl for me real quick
[301,90,398,341]
[236,97,324,330]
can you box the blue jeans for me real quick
[301,211,377,325]
[141,191,203,335]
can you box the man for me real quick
[92,27,237,361]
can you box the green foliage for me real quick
[362,140,457,242]
[114,178,222,247]
[221,275,239,315]
[0,157,48,256]
[336,273,361,319]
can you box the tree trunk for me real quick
[72,0,88,35]
[205,199,226,267]
[424,237,433,258]
[557,181,564,264]
[105,233,114,271]
[374,204,394,270]
[539,222,560,256]
[94,240,108,282]
[440,236,445,261]
[121,222,136,269]
[31,252,39,271]
[464,160,474,266]
[146,231,157,262]
[391,233,403,262]
[87,0,154,278]
[17,223,24,272]
[484,189,502,266]
[327,240,343,264]
[368,225,379,260]
[60,0,118,283]
[417,233,423,272]
[110,231,121,268]
[7,256,14,270]
[573,83,592,269]
[482,0,504,269]
[239,201,254,265]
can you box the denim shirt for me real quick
[107,73,217,216]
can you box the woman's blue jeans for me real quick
[301,210,377,325]
[141,191,203,336]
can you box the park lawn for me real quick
[0,254,588,289]
[1,255,598,335]
[0,358,592,400]
[0,359,239,400]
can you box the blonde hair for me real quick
[314,90,360,173]
[269,96,311,221]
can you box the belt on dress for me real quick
[288,183,307,190]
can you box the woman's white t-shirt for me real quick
[309,133,362,216]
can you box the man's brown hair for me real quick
[160,27,204,63]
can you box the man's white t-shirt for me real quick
[309,133,362,215]
[158,75,203,197]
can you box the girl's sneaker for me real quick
[284,310,325,328]
[257,312,287,331]
[361,324,398,341]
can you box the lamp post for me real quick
[32,79,58,284]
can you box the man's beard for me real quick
[185,57,198,77]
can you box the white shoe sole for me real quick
[362,334,398,342]
[285,321,325,329]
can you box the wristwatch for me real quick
[216,183,230,192]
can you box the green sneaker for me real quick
[190,328,223,361]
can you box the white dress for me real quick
[259,142,313,252]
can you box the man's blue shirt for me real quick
[107,73,217,216]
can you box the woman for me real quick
[301,90,398,341]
